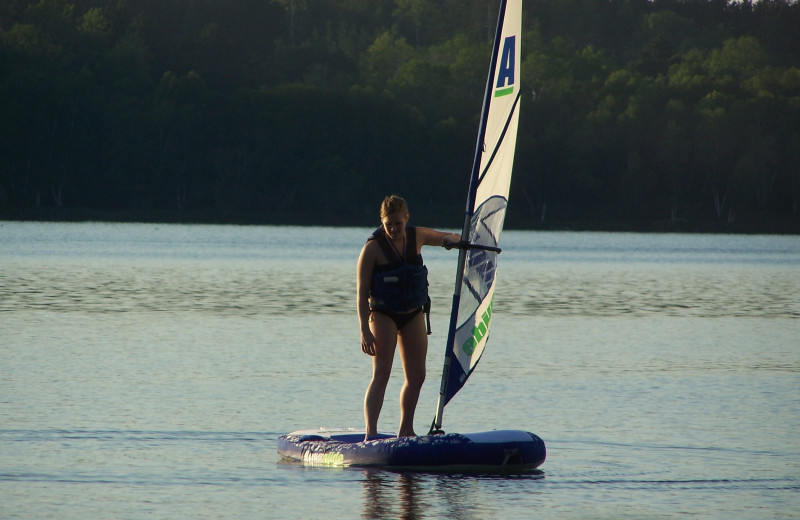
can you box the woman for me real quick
[357,195,460,439]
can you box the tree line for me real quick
[2,0,799,232]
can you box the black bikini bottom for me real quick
[373,308,423,331]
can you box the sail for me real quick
[432,0,521,432]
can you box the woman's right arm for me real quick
[357,243,377,356]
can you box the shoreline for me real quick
[2,207,798,235]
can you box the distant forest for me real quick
[2,0,799,232]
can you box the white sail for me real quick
[432,0,522,432]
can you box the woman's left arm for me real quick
[418,227,461,250]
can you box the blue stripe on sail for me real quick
[477,91,521,187]
[443,351,468,405]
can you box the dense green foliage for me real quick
[2,0,799,231]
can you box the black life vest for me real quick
[367,226,429,313]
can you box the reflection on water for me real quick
[0,260,353,316]
[2,227,797,319]
[498,266,800,318]
[360,468,545,520]
[362,471,426,520]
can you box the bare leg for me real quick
[364,312,397,440]
[396,312,427,437]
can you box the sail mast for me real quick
[431,0,518,434]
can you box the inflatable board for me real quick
[278,429,545,471]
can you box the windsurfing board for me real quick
[277,428,545,471]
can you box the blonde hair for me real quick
[380,194,409,219]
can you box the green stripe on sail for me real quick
[494,86,514,97]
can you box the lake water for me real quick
[1,222,798,519]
